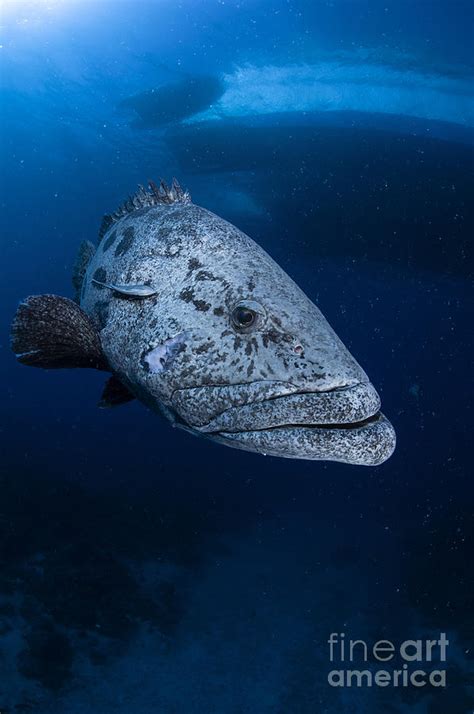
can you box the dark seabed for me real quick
[0,1,473,712]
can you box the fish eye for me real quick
[231,300,265,332]
[233,306,256,327]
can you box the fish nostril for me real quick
[294,344,304,355]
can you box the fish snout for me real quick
[281,330,371,394]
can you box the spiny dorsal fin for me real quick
[98,178,191,241]
[99,375,135,408]
[72,240,96,303]
[11,295,108,371]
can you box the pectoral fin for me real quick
[11,294,108,370]
[99,375,135,408]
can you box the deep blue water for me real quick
[1,1,473,712]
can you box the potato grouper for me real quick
[11,179,396,465]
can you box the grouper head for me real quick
[11,179,396,466]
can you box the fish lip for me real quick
[217,410,383,434]
[195,381,382,434]
[211,412,396,466]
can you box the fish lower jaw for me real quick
[204,412,396,466]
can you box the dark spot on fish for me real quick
[247,360,255,378]
[259,370,268,378]
[233,337,242,351]
[213,306,225,316]
[115,226,135,257]
[195,342,214,354]
[221,329,233,338]
[193,299,211,312]
[248,277,256,291]
[103,230,117,252]
[245,343,252,356]
[149,318,158,329]
[92,267,107,287]
[186,257,202,277]
[180,287,195,303]
[251,337,259,353]
[262,329,283,347]
[196,270,217,282]
[179,286,210,311]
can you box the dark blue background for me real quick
[0,1,473,711]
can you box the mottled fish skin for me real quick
[81,185,396,465]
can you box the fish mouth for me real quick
[245,411,382,431]
[210,411,396,466]
[172,382,396,466]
